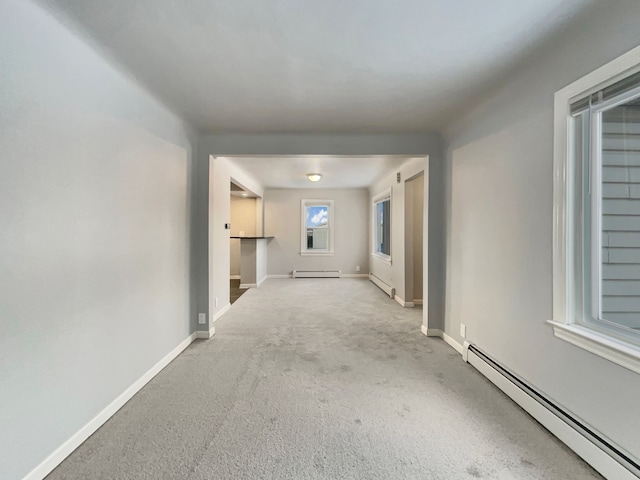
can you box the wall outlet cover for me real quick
[198,313,206,325]
[356,266,360,272]
[460,324,467,338]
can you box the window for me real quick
[372,189,391,262]
[552,45,640,373]
[301,199,334,255]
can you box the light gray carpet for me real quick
[47,279,602,480]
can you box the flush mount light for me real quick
[307,173,322,182]
[241,192,248,197]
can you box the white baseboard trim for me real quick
[443,331,464,355]
[257,276,267,287]
[211,303,231,323]
[342,274,369,278]
[421,326,443,337]
[421,327,464,355]
[196,325,215,339]
[394,295,415,308]
[414,299,423,305]
[24,331,198,480]
[267,274,292,279]
[467,348,638,480]
[229,275,240,280]
[239,283,257,289]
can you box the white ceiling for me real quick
[226,155,416,189]
[38,0,595,133]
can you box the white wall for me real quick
[239,239,258,284]
[209,157,263,321]
[0,1,196,478]
[264,188,369,275]
[443,0,640,461]
[369,158,429,313]
[256,238,268,285]
[230,197,257,277]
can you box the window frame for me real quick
[371,188,392,264]
[300,199,334,256]
[550,44,640,374]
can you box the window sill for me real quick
[371,253,392,265]
[547,320,640,375]
[300,251,334,256]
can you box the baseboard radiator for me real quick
[465,344,640,479]
[369,273,395,298]
[292,270,341,278]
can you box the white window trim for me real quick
[551,44,640,375]
[300,199,334,256]
[371,188,392,264]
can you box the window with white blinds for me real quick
[571,84,640,336]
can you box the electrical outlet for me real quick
[198,313,206,325]
[215,297,219,307]
[460,323,466,338]
[356,265,360,272]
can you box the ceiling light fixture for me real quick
[241,192,248,197]
[307,173,322,182]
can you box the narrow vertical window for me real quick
[372,189,391,261]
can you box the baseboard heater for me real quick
[369,273,395,298]
[292,270,341,278]
[465,344,640,479]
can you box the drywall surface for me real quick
[264,189,368,275]
[0,1,196,478]
[209,157,263,321]
[195,133,447,330]
[199,133,442,157]
[239,240,258,285]
[443,0,640,461]
[230,197,257,276]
